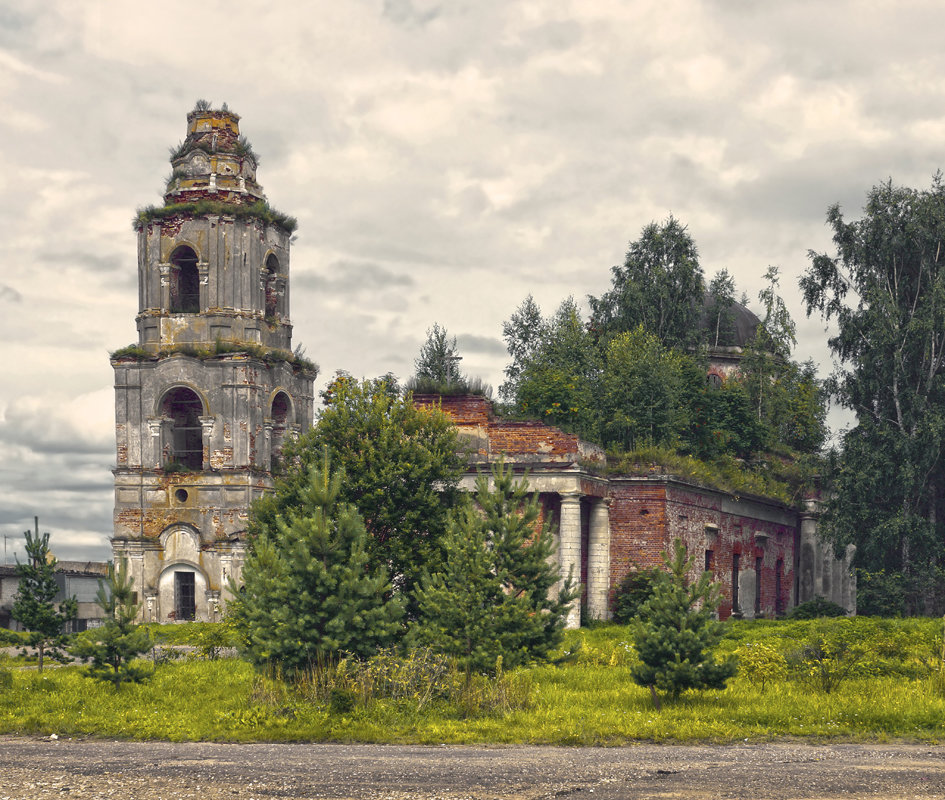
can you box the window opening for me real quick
[704,549,714,573]
[755,556,763,616]
[264,254,280,318]
[162,387,203,470]
[775,559,784,616]
[731,553,740,614]
[174,572,196,621]
[270,391,290,472]
[170,246,200,313]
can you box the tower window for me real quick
[264,254,282,319]
[170,246,200,313]
[270,391,291,472]
[162,387,204,470]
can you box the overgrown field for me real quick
[1,617,943,744]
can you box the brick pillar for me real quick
[587,498,610,621]
[559,492,582,629]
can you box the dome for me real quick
[701,298,761,349]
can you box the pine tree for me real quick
[412,460,576,677]
[11,517,77,673]
[631,539,736,707]
[234,451,404,672]
[71,561,152,688]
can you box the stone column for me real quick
[146,417,164,469]
[558,492,583,628]
[845,544,857,615]
[799,503,819,604]
[262,419,273,472]
[199,416,216,471]
[586,498,611,621]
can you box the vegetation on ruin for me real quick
[109,340,317,374]
[1,617,943,743]
[134,199,298,234]
[405,323,493,397]
[497,220,828,505]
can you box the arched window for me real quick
[170,246,200,313]
[264,254,280,319]
[161,387,204,470]
[270,391,291,472]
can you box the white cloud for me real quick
[4,0,945,559]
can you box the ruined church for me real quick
[111,108,853,624]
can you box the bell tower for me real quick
[111,105,316,622]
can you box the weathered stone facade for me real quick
[416,394,855,626]
[111,108,315,622]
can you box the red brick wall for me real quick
[607,482,669,605]
[413,394,493,424]
[485,421,580,457]
[608,478,798,620]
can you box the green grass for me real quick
[1,620,942,744]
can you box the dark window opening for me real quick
[264,254,281,319]
[755,556,763,616]
[162,387,203,470]
[270,391,291,472]
[174,572,196,621]
[705,549,714,573]
[731,553,740,614]
[175,488,189,503]
[707,372,723,388]
[170,246,200,313]
[775,559,784,616]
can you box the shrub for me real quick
[794,619,870,693]
[734,640,787,692]
[612,567,663,624]
[631,539,736,706]
[788,596,848,619]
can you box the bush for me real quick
[612,567,663,624]
[734,640,787,692]
[788,596,848,619]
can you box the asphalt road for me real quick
[1,738,944,799]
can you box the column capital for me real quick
[559,491,582,505]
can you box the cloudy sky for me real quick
[3,0,944,563]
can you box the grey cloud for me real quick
[382,0,442,28]
[294,261,415,294]
[456,333,506,356]
[0,285,22,302]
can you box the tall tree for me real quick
[412,460,576,677]
[235,452,404,671]
[11,518,76,673]
[736,266,826,454]
[599,326,691,451]
[589,216,705,349]
[500,294,545,404]
[706,269,737,347]
[253,373,464,611]
[410,323,465,392]
[801,177,945,608]
[513,298,600,440]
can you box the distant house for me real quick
[0,560,109,632]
